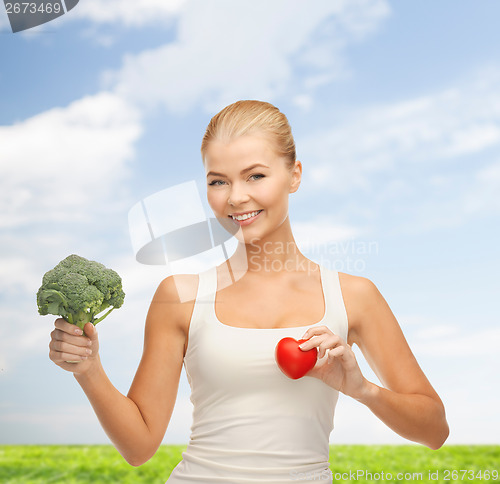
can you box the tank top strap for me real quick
[319,265,349,342]
[187,266,217,340]
[198,265,218,301]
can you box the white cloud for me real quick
[293,220,362,252]
[105,0,390,113]
[413,326,500,358]
[71,0,186,27]
[0,256,40,294]
[463,160,500,216]
[0,91,143,372]
[396,314,500,359]
[292,94,314,111]
[297,66,500,233]
[301,81,500,192]
[0,304,48,373]
[0,91,142,229]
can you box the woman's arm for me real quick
[301,274,449,450]
[344,273,449,449]
[50,275,196,465]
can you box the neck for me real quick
[224,217,310,277]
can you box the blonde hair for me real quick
[201,100,296,169]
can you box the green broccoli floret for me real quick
[37,254,125,330]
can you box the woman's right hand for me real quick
[49,319,100,374]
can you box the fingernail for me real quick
[86,348,92,355]
[74,328,83,335]
[81,355,88,360]
[298,343,305,350]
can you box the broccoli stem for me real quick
[74,320,86,331]
[65,307,115,330]
[93,307,115,325]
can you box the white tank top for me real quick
[166,265,348,483]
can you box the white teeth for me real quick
[231,210,261,221]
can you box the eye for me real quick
[249,173,265,181]
[208,179,226,186]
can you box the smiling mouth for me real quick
[229,210,263,221]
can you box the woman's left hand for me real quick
[299,326,372,401]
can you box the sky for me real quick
[1,0,499,448]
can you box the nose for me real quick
[228,181,250,206]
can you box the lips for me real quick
[229,210,263,222]
[229,210,262,226]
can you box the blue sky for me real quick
[1,0,499,447]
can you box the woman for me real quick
[49,100,449,483]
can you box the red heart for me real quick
[275,337,318,380]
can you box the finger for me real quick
[83,322,98,342]
[315,337,338,358]
[304,326,346,345]
[51,328,91,348]
[301,325,332,340]
[298,335,324,352]
[50,339,93,358]
[327,345,358,367]
[327,345,346,361]
[54,318,84,336]
[58,361,85,371]
[317,341,333,359]
[49,349,88,363]
[59,353,88,363]
[300,333,341,355]
[299,335,332,357]
[303,326,332,338]
[50,340,92,358]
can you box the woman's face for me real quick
[204,134,301,244]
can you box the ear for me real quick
[289,160,302,193]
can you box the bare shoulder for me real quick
[338,272,385,341]
[338,272,380,307]
[148,274,199,344]
[154,273,199,305]
[338,271,377,293]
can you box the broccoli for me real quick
[37,254,125,330]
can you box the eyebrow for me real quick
[206,163,270,178]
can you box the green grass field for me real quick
[0,444,498,483]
